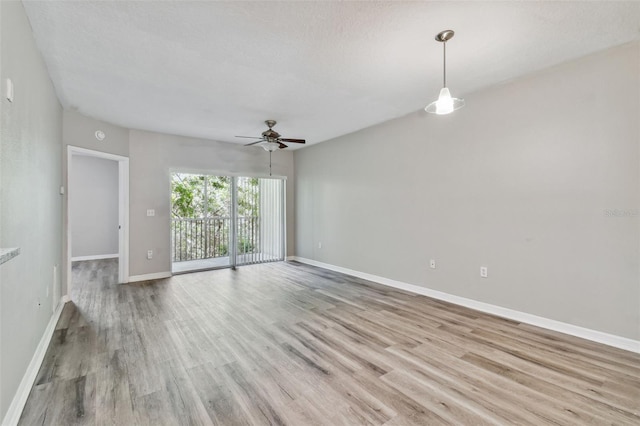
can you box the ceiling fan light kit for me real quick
[425,29,465,115]
[261,142,280,152]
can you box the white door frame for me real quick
[67,146,129,294]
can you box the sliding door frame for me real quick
[169,168,286,272]
[230,176,238,270]
[281,178,287,261]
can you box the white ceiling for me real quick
[22,1,640,148]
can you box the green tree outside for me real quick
[171,174,260,260]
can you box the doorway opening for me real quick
[67,146,129,295]
[171,173,285,274]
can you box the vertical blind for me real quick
[236,177,285,265]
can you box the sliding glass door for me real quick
[171,174,232,273]
[171,173,285,273]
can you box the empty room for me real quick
[1,1,639,425]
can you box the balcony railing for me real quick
[171,216,259,262]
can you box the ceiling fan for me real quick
[236,120,306,151]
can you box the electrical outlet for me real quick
[318,242,322,249]
[480,266,488,278]
[146,209,155,217]
[147,250,153,260]
[430,259,436,269]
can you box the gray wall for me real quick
[129,129,295,277]
[63,110,129,157]
[294,43,640,340]
[0,1,63,420]
[70,155,119,258]
[61,113,296,279]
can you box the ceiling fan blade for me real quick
[244,140,264,146]
[278,142,288,149]
[280,138,306,144]
[235,135,262,139]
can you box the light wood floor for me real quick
[20,261,640,425]
[71,258,119,288]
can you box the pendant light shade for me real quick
[425,87,465,115]
[425,30,465,115]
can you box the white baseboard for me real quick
[2,296,68,426]
[128,271,172,283]
[71,254,118,262]
[288,256,640,354]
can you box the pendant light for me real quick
[425,30,465,115]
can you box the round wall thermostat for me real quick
[95,130,106,141]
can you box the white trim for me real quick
[288,256,640,354]
[70,254,119,261]
[67,146,128,162]
[2,296,68,426]
[118,159,130,284]
[128,271,172,283]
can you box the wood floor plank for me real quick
[94,350,135,426]
[18,259,640,425]
[386,344,591,425]
[462,352,640,424]
[132,390,181,426]
[380,368,500,426]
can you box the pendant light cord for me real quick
[443,41,447,88]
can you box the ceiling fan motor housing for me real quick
[262,129,281,140]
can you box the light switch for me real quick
[146,209,155,217]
